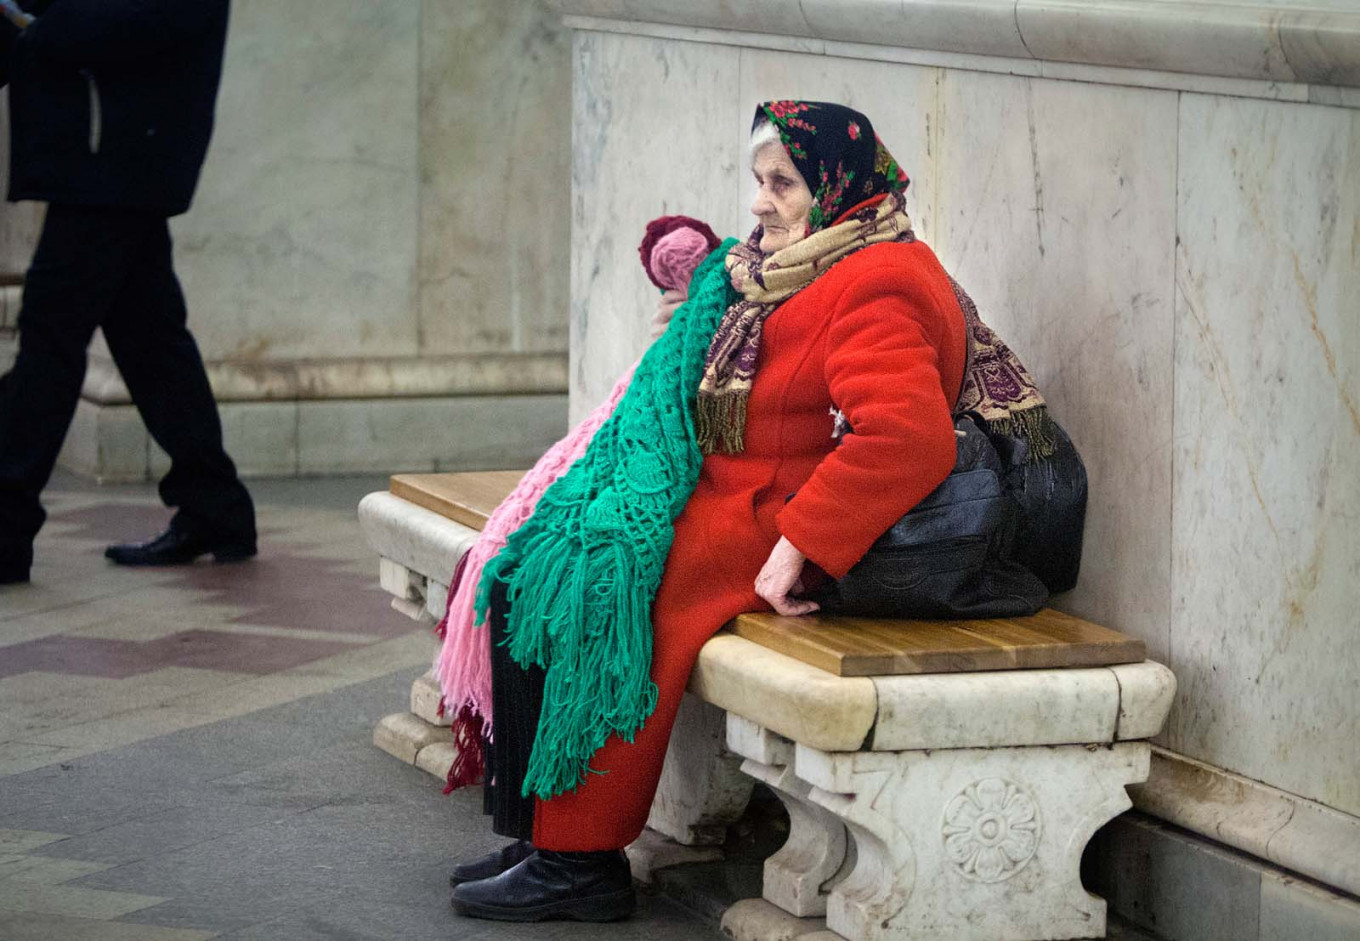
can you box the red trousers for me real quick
[530,521,772,850]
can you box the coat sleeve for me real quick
[775,262,959,578]
[0,18,21,87]
[20,0,226,68]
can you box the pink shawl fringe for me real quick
[433,366,637,733]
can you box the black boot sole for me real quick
[105,544,256,566]
[449,841,535,887]
[212,546,257,563]
[450,886,636,923]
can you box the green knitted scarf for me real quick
[475,239,739,800]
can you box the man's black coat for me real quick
[0,0,229,216]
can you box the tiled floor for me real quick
[0,472,722,940]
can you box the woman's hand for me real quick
[650,288,686,340]
[755,536,820,616]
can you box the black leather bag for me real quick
[810,413,1081,619]
[992,419,1087,594]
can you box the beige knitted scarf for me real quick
[696,192,914,454]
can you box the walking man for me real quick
[0,0,256,585]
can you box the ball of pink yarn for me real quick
[649,227,714,292]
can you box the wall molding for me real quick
[562,13,1360,108]
[551,0,1360,89]
[80,352,568,405]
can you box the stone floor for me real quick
[0,471,722,940]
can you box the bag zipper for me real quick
[79,69,102,154]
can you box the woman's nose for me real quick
[751,189,773,217]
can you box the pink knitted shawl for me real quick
[433,366,636,730]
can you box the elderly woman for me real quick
[449,100,1034,923]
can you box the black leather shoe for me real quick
[450,849,635,922]
[449,839,533,887]
[105,527,256,567]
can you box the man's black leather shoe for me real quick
[105,527,256,567]
[448,839,533,887]
[450,848,635,922]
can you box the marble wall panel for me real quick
[930,71,1179,661]
[418,0,572,356]
[172,0,420,362]
[296,394,567,474]
[735,49,939,244]
[569,32,742,419]
[1170,94,1360,816]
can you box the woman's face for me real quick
[750,142,813,254]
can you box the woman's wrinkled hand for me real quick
[650,289,687,340]
[755,536,820,616]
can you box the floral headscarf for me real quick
[695,101,917,453]
[757,100,909,232]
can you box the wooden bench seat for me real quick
[360,471,1176,941]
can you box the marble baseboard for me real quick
[57,393,568,483]
[1131,747,1360,900]
[1085,812,1360,941]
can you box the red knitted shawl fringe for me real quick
[444,704,486,793]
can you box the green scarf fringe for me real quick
[474,239,739,800]
[985,404,1057,461]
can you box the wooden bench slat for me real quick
[731,609,1145,676]
[387,472,1145,678]
[389,471,525,532]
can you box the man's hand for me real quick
[755,536,820,616]
[650,288,686,340]
[0,1,33,28]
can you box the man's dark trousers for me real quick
[0,203,256,572]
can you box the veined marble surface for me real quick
[569,31,743,421]
[175,0,421,363]
[566,24,1360,842]
[418,0,571,357]
[1170,92,1360,817]
[929,71,1179,666]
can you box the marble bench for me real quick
[359,473,1176,941]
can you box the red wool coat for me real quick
[534,238,969,850]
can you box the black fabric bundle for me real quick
[811,414,1087,619]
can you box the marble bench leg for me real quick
[742,758,850,917]
[796,741,1152,941]
[647,693,755,846]
[727,714,851,918]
